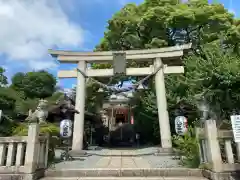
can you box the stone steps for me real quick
[43,168,208,179]
[42,177,208,180]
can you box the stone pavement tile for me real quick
[95,157,111,168]
[94,149,112,168]
[110,149,122,156]
[143,155,181,168]
[133,157,151,168]
[108,157,122,168]
[121,150,135,168]
[121,157,137,168]
[121,150,134,156]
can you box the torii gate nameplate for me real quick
[113,52,126,75]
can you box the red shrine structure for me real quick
[100,93,135,145]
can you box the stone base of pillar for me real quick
[69,150,89,158]
[154,148,176,156]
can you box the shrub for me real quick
[172,126,200,168]
[0,115,18,136]
[12,123,59,135]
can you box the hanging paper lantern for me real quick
[174,116,188,135]
[60,119,73,138]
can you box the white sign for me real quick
[60,119,73,138]
[175,116,188,135]
[230,115,240,142]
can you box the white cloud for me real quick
[0,0,84,70]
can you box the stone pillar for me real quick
[236,143,240,162]
[72,61,86,152]
[205,120,222,172]
[154,57,172,149]
[25,123,40,173]
[225,140,234,164]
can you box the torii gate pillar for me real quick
[72,61,86,152]
[155,57,172,149]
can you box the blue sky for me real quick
[0,0,238,90]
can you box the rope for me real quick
[133,64,164,88]
[76,63,164,93]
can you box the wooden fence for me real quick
[0,123,49,179]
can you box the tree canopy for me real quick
[11,71,57,99]
[96,0,239,53]
[0,67,8,86]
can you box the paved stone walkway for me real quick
[51,147,181,170]
[94,150,151,168]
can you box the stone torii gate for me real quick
[49,44,191,153]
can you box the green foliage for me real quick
[70,80,107,114]
[131,92,160,144]
[173,127,200,168]
[183,45,240,119]
[12,123,60,136]
[11,71,57,99]
[46,92,64,106]
[85,81,103,113]
[0,115,17,136]
[0,87,16,112]
[15,98,39,116]
[97,0,236,51]
[199,163,213,170]
[15,91,64,116]
[0,67,63,164]
[0,67,8,86]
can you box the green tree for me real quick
[11,71,57,99]
[96,0,236,53]
[0,67,16,115]
[0,67,8,86]
[70,80,107,114]
[183,45,240,120]
[0,68,18,136]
